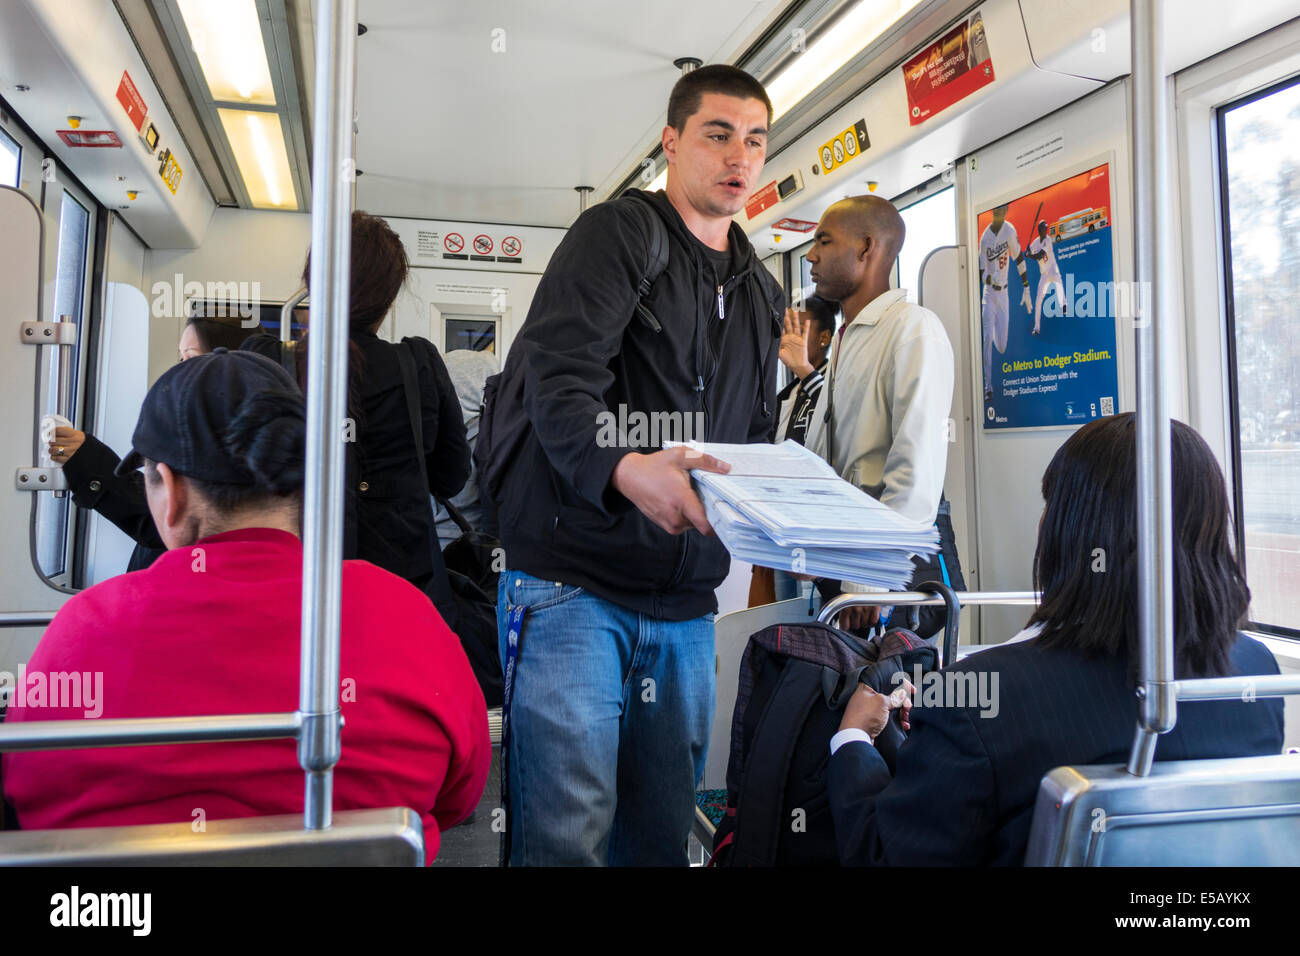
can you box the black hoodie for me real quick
[482,189,784,620]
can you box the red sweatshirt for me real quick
[2,528,490,862]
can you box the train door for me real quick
[34,170,97,590]
[0,126,102,674]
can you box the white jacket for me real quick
[806,288,955,591]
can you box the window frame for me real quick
[892,173,957,297]
[0,123,20,189]
[1216,72,1300,640]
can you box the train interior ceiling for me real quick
[0,0,1298,753]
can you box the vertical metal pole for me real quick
[1127,0,1176,775]
[55,313,73,498]
[298,0,356,830]
[575,186,593,213]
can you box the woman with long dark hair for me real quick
[828,413,1285,865]
[243,211,470,604]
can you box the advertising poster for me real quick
[977,162,1120,430]
[903,9,994,126]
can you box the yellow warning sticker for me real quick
[158,148,182,195]
[817,119,869,175]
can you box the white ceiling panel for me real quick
[351,0,788,227]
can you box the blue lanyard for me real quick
[499,602,526,866]
[502,603,525,753]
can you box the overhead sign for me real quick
[56,130,122,148]
[472,234,493,255]
[500,236,522,258]
[443,232,464,253]
[744,180,780,220]
[773,217,817,233]
[817,119,868,175]
[904,10,995,126]
[115,70,147,132]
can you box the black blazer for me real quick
[243,332,470,587]
[63,433,165,571]
[829,633,1285,866]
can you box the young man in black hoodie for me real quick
[483,65,784,865]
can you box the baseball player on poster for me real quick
[1027,217,1067,334]
[978,202,1031,403]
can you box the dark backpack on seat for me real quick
[710,623,938,867]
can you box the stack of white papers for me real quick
[671,439,940,589]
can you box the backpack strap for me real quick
[914,579,961,667]
[621,193,671,332]
[399,340,476,538]
[731,659,823,867]
[437,494,474,536]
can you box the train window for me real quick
[445,316,497,353]
[0,125,17,188]
[1219,75,1300,638]
[896,184,955,301]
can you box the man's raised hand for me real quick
[779,308,814,379]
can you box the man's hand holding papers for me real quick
[667,440,940,592]
[611,445,731,536]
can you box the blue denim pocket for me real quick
[505,571,585,611]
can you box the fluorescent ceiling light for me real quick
[766,0,923,121]
[178,0,277,105]
[218,108,297,209]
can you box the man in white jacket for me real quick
[803,195,956,631]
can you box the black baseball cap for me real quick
[116,349,302,482]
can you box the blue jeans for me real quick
[497,570,715,866]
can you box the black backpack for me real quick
[709,623,941,867]
[474,193,670,516]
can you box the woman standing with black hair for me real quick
[243,210,470,608]
[828,413,1285,865]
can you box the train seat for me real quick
[1024,753,1300,866]
[705,597,810,790]
[0,807,425,866]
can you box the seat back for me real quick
[0,807,425,866]
[704,598,809,789]
[1025,754,1300,866]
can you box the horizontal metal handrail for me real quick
[1174,674,1300,702]
[0,712,303,752]
[817,590,1038,624]
[0,611,57,627]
